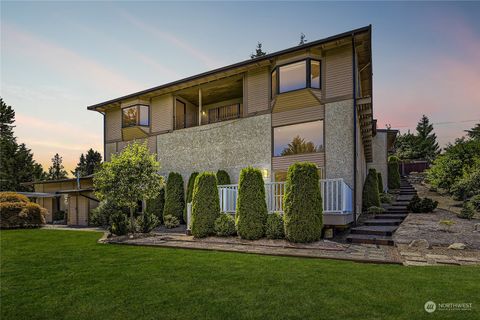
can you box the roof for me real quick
[17,192,60,198]
[87,25,371,111]
[27,175,94,186]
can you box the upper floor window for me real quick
[273,120,324,157]
[122,105,149,128]
[271,59,321,96]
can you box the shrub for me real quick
[90,200,129,228]
[164,214,180,229]
[216,170,231,185]
[368,206,386,214]
[137,211,159,233]
[53,210,65,221]
[388,156,401,189]
[214,214,236,237]
[146,188,165,223]
[283,162,323,243]
[0,192,29,203]
[184,172,198,222]
[235,167,268,240]
[265,213,285,239]
[379,193,393,204]
[0,199,46,229]
[458,201,475,220]
[191,172,220,238]
[469,194,480,212]
[362,168,380,211]
[451,167,480,200]
[108,212,130,235]
[377,172,384,193]
[407,195,438,213]
[163,172,185,224]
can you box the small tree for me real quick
[283,162,323,243]
[250,42,267,59]
[94,141,162,232]
[146,186,165,223]
[388,156,401,189]
[184,172,198,222]
[191,172,220,238]
[216,170,231,185]
[235,167,268,240]
[47,153,68,180]
[164,172,185,224]
[377,172,384,193]
[362,168,380,212]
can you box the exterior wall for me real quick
[324,99,354,187]
[272,153,325,172]
[156,114,271,183]
[151,94,173,133]
[271,105,324,127]
[355,115,367,214]
[324,45,353,100]
[67,193,96,226]
[105,108,122,141]
[368,131,388,192]
[246,67,269,115]
[37,197,54,223]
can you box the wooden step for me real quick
[351,225,397,236]
[346,234,394,246]
[375,214,407,219]
[364,219,403,226]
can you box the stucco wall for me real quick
[367,131,388,192]
[156,114,272,183]
[324,99,354,187]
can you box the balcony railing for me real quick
[208,103,242,124]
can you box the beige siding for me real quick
[325,45,353,99]
[105,142,117,162]
[151,94,173,133]
[273,89,322,114]
[105,108,122,141]
[246,67,269,114]
[272,105,324,127]
[272,153,325,171]
[147,136,157,155]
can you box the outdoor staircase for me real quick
[346,178,416,246]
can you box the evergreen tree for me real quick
[415,115,440,162]
[299,33,307,45]
[465,123,480,140]
[280,135,319,156]
[47,153,68,180]
[250,42,267,59]
[72,148,102,176]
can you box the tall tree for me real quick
[47,153,68,180]
[72,149,102,177]
[299,33,307,45]
[250,42,267,59]
[465,123,480,140]
[415,115,440,162]
[281,135,318,156]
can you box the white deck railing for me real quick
[218,178,353,214]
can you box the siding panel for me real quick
[325,45,353,99]
[272,105,324,127]
[105,108,122,141]
[272,89,322,114]
[151,94,173,133]
[272,152,325,171]
[247,67,269,114]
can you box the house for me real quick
[88,25,395,226]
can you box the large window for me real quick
[273,120,324,157]
[272,59,321,95]
[122,105,149,128]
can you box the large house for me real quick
[87,25,395,227]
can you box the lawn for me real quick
[1,230,478,320]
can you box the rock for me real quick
[408,239,430,249]
[474,223,480,232]
[448,243,466,250]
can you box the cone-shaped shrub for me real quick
[377,172,384,193]
[146,187,165,223]
[191,172,220,238]
[216,170,231,185]
[235,167,268,240]
[184,172,198,222]
[163,172,185,224]
[362,168,380,212]
[388,156,401,189]
[283,162,323,243]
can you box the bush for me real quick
[164,214,180,229]
[265,213,285,239]
[0,192,29,203]
[469,194,480,212]
[377,172,384,193]
[451,168,480,200]
[90,200,129,228]
[379,193,393,204]
[362,168,380,212]
[108,212,130,235]
[146,188,165,223]
[184,172,198,222]
[0,197,46,229]
[235,167,268,240]
[163,172,185,224]
[283,162,323,243]
[407,195,438,213]
[388,156,401,189]
[137,211,159,233]
[53,210,65,221]
[191,172,220,238]
[216,170,231,185]
[458,201,475,220]
[368,206,386,214]
[214,214,236,236]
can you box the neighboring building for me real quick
[88,25,393,226]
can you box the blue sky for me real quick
[1,1,479,172]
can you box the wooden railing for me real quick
[208,104,242,123]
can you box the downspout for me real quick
[352,33,357,226]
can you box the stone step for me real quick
[346,234,394,246]
[351,225,398,236]
[386,209,408,213]
[397,195,415,201]
[391,202,409,207]
[385,206,408,211]
[375,213,408,219]
[364,219,403,226]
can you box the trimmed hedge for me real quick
[377,172,384,193]
[214,214,236,237]
[0,195,47,229]
[184,172,199,222]
[191,172,220,238]
[146,188,165,223]
[235,167,268,240]
[407,195,438,213]
[216,170,231,185]
[265,213,285,239]
[283,162,323,243]
[388,156,401,189]
[362,168,380,212]
[163,172,185,224]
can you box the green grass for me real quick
[1,229,478,320]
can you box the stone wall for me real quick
[156,114,272,183]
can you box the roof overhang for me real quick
[17,192,60,198]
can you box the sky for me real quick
[1,1,479,174]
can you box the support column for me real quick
[198,88,202,126]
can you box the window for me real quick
[310,60,320,89]
[279,60,306,93]
[273,120,324,157]
[122,105,149,128]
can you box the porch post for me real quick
[198,88,202,125]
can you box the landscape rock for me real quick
[408,239,430,249]
[448,243,466,250]
[474,223,480,232]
